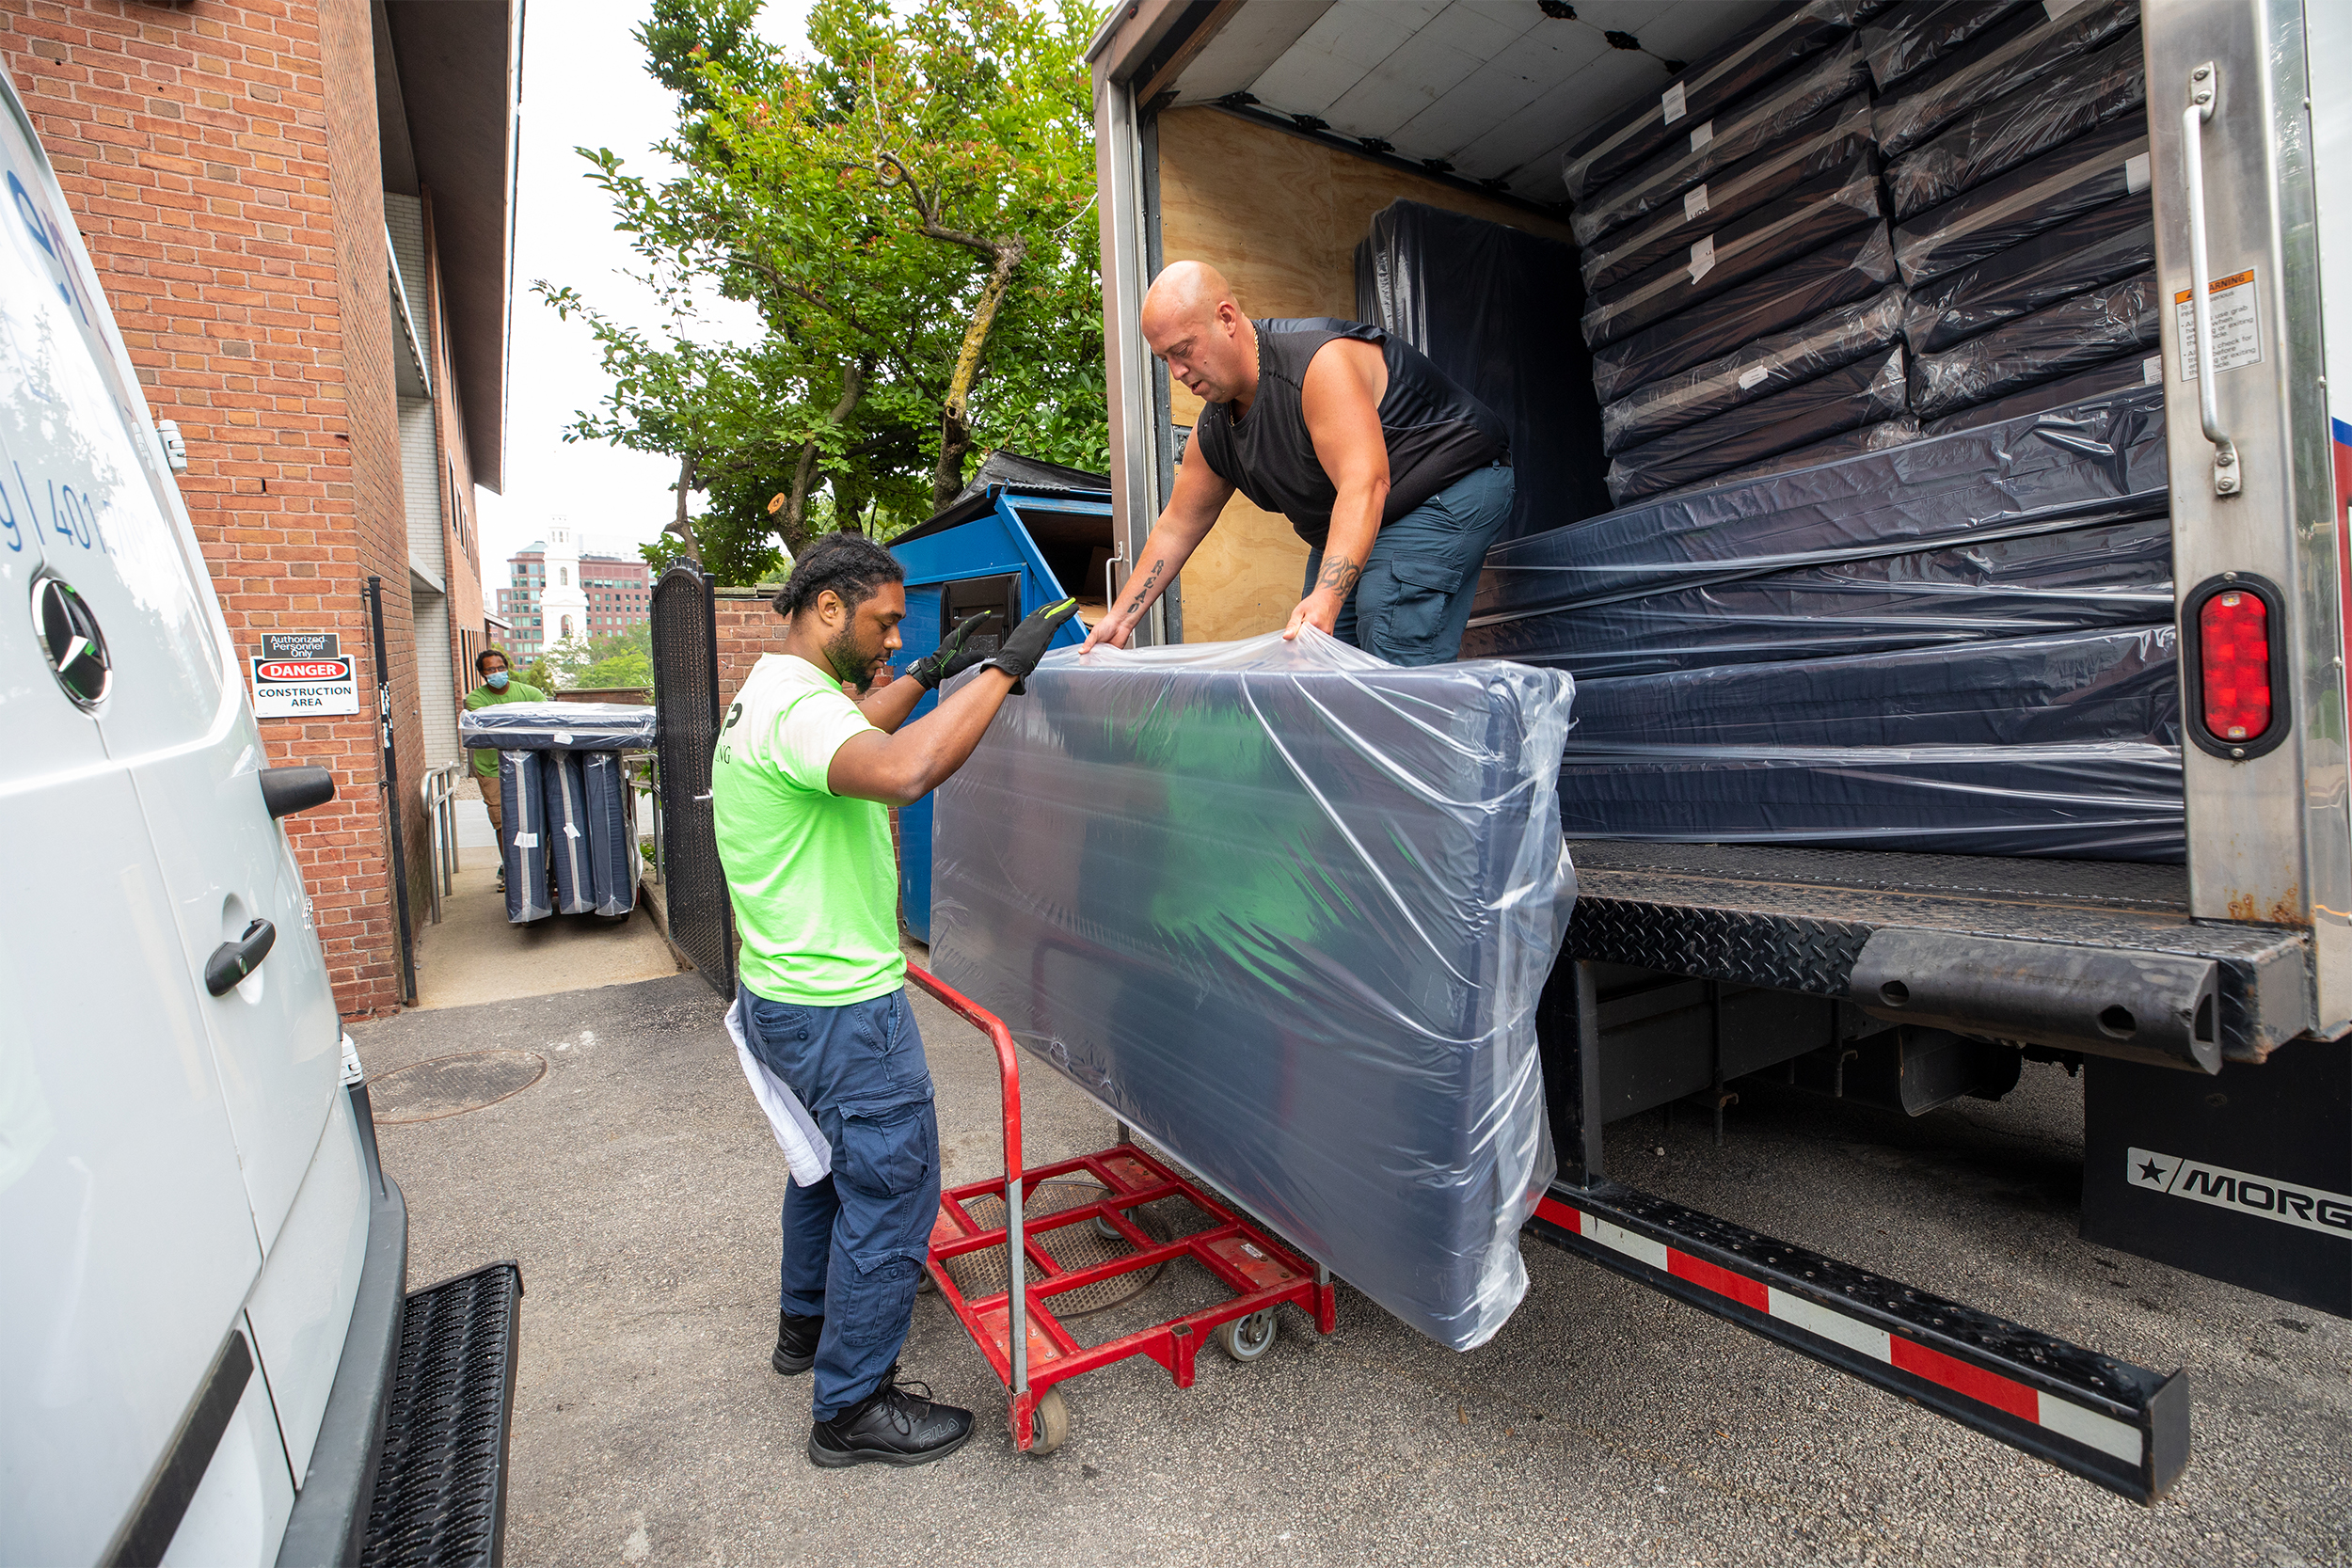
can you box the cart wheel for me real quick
[1026,1387,1070,1457]
[1091,1210,1129,1242]
[1213,1309,1278,1364]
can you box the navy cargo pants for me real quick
[739,983,940,1420]
[1302,461,1515,666]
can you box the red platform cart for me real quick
[909,963,1339,1455]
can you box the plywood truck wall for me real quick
[1153,107,1579,641]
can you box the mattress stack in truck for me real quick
[457,702,652,922]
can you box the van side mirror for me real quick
[261,765,336,819]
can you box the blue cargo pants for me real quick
[1303,461,1515,666]
[739,983,941,1420]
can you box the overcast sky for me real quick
[476,0,814,570]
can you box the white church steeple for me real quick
[541,515,587,653]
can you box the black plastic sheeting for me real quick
[1593,223,1899,403]
[1464,387,2177,862]
[1924,349,2160,435]
[1580,95,1875,293]
[544,751,596,917]
[1608,346,1908,504]
[1886,31,2144,220]
[1665,415,1923,496]
[1860,0,2033,91]
[1559,0,1862,203]
[1356,200,1611,540]
[581,752,639,918]
[1903,194,2153,353]
[1566,40,1872,245]
[1871,0,2139,160]
[1894,118,2149,286]
[499,751,553,924]
[1910,270,2159,419]
[1581,153,1883,349]
[1603,287,1905,455]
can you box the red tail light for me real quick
[2198,589,2272,742]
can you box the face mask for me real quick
[486,671,509,690]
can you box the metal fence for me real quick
[650,562,736,998]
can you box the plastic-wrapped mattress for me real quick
[1902,194,2153,353]
[581,752,639,918]
[543,751,596,916]
[1893,118,2148,286]
[1871,0,2138,159]
[457,700,658,751]
[1860,0,2034,91]
[1661,415,1924,497]
[1607,346,1908,504]
[1885,31,2144,219]
[1593,223,1899,403]
[1909,270,2159,419]
[1581,154,1883,350]
[929,631,1576,1351]
[1924,350,2161,435]
[1602,287,1905,454]
[499,751,553,924]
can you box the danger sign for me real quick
[250,632,358,718]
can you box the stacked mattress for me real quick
[458,702,650,922]
[929,632,1577,1350]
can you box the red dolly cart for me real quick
[909,963,1339,1455]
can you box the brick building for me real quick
[2,0,517,1015]
[496,524,653,660]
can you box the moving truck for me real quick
[1086,0,2352,1502]
[0,75,518,1563]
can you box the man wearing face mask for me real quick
[712,531,1075,1469]
[462,647,548,879]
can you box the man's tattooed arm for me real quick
[1315,553,1363,596]
[1120,558,1165,620]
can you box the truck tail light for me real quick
[2198,590,2271,741]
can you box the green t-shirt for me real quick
[463,679,549,777]
[711,653,904,1006]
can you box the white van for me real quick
[0,78,516,1565]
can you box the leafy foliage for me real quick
[547,621,657,691]
[545,0,1106,586]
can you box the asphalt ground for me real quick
[355,971,2352,1567]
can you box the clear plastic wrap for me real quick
[1602,287,1905,455]
[580,752,641,917]
[1581,153,1883,350]
[928,630,1577,1351]
[1579,94,1875,291]
[1860,0,2034,91]
[1565,39,1872,245]
[1871,0,2138,160]
[1902,194,2152,353]
[1459,512,2170,677]
[1893,118,2148,286]
[1923,349,2161,435]
[1592,223,1899,403]
[1606,346,1908,504]
[1909,270,2158,420]
[1560,0,1858,203]
[456,700,658,750]
[499,750,554,924]
[1662,415,1923,497]
[544,751,596,917]
[1355,200,1612,540]
[1886,31,2144,219]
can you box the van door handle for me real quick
[205,918,277,996]
[2182,60,2241,497]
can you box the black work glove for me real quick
[979,597,1080,693]
[907,612,991,691]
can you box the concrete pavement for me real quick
[354,971,2352,1567]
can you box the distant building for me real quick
[496,521,652,659]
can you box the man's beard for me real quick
[824,624,878,693]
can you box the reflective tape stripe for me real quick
[1534,1199,2144,1467]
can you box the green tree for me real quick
[548,621,657,691]
[544,0,1104,585]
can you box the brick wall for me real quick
[3,0,423,1016]
[422,189,485,714]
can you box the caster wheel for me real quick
[916,1264,937,1295]
[1091,1210,1130,1242]
[1213,1308,1278,1364]
[1026,1387,1070,1456]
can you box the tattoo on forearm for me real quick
[1316,554,1363,595]
[1122,559,1164,618]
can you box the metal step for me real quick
[360,1262,524,1568]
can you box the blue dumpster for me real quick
[890,453,1113,940]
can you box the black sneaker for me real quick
[808,1376,974,1469]
[772,1310,821,1375]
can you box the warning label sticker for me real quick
[250,629,358,718]
[2176,267,2264,381]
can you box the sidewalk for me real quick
[408,777,681,1009]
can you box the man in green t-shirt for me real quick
[462,647,547,879]
[713,531,1074,1469]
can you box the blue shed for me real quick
[889,452,1114,941]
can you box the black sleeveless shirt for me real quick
[1190,317,1509,549]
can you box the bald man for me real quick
[1080,261,1514,666]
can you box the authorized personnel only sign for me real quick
[2175,267,2265,381]
[250,632,359,718]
